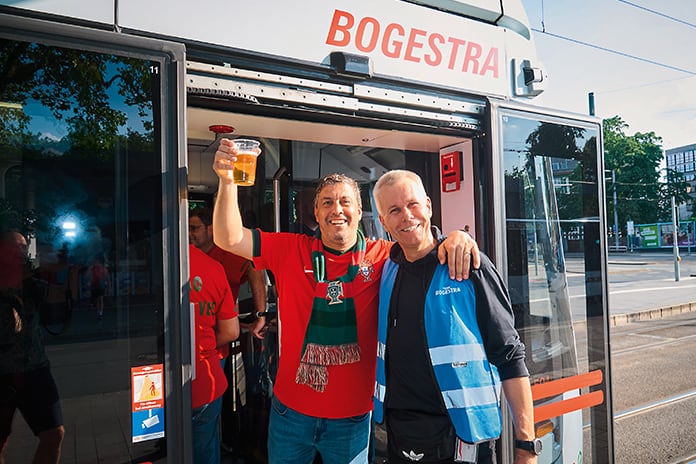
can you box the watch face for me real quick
[533,439,543,454]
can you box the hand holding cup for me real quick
[213,138,262,186]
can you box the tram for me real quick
[0,0,613,462]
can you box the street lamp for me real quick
[672,195,680,281]
[605,169,620,251]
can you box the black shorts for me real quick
[0,367,63,438]
[91,286,105,298]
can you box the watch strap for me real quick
[515,439,542,455]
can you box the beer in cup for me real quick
[232,138,261,186]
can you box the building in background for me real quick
[665,143,696,219]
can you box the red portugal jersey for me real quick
[252,230,392,418]
[189,245,238,409]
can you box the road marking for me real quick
[610,284,696,295]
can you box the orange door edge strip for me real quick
[531,369,603,401]
[533,390,605,423]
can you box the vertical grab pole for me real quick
[272,167,288,232]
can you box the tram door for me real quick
[0,15,190,463]
[186,113,474,462]
[492,104,613,464]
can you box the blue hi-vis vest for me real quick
[374,259,502,443]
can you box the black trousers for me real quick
[386,440,495,464]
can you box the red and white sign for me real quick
[117,0,517,96]
[131,364,164,413]
[441,150,462,193]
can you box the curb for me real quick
[610,301,696,327]
[572,301,696,332]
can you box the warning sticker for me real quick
[131,364,165,442]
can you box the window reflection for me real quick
[502,113,602,463]
[0,40,165,461]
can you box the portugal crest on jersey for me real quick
[326,280,344,305]
[359,258,375,282]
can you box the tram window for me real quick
[501,112,605,462]
[0,39,167,461]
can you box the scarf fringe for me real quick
[300,343,361,366]
[295,364,328,392]
[295,343,361,392]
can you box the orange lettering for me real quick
[324,8,500,80]
[382,23,405,58]
[326,9,354,46]
[481,47,499,77]
[425,33,444,66]
[404,28,426,63]
[447,37,466,70]
[462,42,482,74]
[356,16,380,52]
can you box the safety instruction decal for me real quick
[131,364,165,443]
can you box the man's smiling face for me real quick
[315,182,363,252]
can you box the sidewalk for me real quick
[606,251,696,326]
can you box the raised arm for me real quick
[437,230,481,281]
[212,138,255,259]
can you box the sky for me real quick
[520,0,696,151]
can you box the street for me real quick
[600,251,696,463]
[610,310,696,464]
[563,251,696,323]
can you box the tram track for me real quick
[608,311,696,462]
[611,332,696,356]
[613,388,696,421]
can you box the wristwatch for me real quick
[515,438,543,455]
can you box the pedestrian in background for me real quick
[0,229,65,464]
[89,256,109,320]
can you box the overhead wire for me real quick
[616,0,696,29]
[531,0,696,77]
[529,28,696,77]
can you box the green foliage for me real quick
[0,39,155,235]
[0,41,153,160]
[602,116,689,230]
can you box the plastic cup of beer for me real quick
[231,139,261,186]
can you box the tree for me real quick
[658,168,691,222]
[0,41,153,160]
[602,116,665,231]
[0,39,155,236]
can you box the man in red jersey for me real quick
[189,244,239,464]
[212,138,480,464]
[189,207,267,339]
[189,206,268,457]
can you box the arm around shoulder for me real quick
[437,229,480,281]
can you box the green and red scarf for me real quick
[295,230,366,392]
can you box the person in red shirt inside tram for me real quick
[188,244,239,464]
[189,207,267,340]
